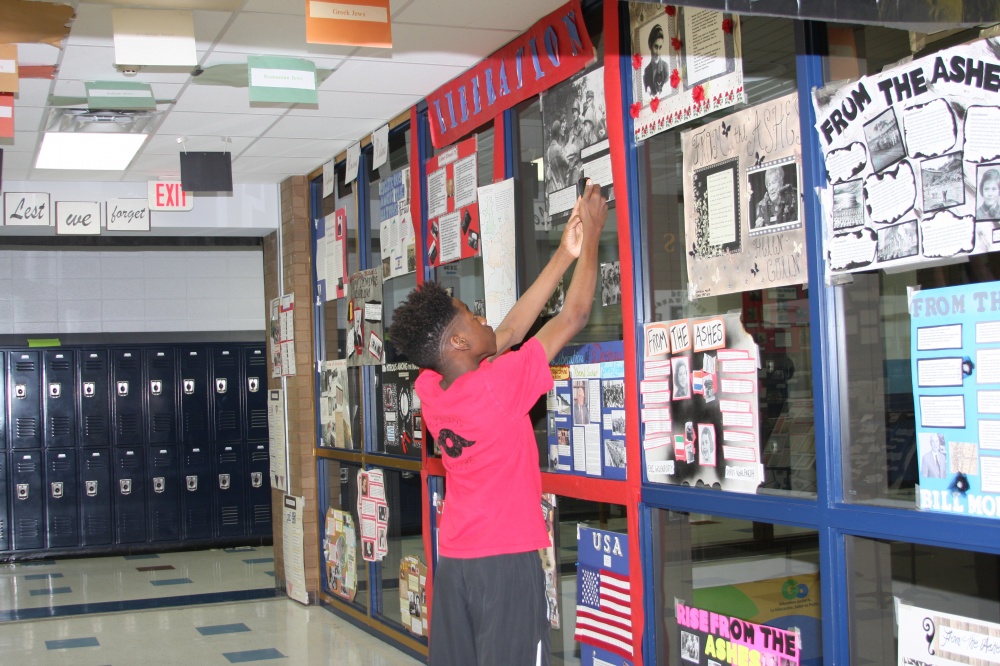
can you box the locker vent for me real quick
[247,354,266,369]
[84,456,108,471]
[120,512,144,540]
[51,516,74,537]
[117,414,140,437]
[152,413,174,434]
[84,515,109,536]
[15,417,38,439]
[152,455,173,468]
[183,411,206,433]
[16,457,38,473]
[119,458,142,473]
[253,506,271,524]
[250,450,268,463]
[50,359,71,371]
[84,415,107,436]
[117,356,139,370]
[153,510,178,534]
[186,509,211,533]
[249,409,268,429]
[49,416,72,437]
[0,517,6,542]
[217,411,238,432]
[220,507,240,526]
[219,449,238,464]
[151,356,173,369]
[15,360,36,372]
[49,457,72,473]
[184,452,207,466]
[16,518,40,539]
[83,359,106,372]
[215,355,236,368]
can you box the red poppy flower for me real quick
[632,53,642,70]
[629,103,642,119]
[692,85,705,103]
[650,96,660,113]
[722,18,733,34]
[671,37,683,51]
[665,5,676,16]
[670,69,681,88]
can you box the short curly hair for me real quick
[387,281,458,372]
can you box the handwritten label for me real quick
[670,321,691,352]
[645,324,669,358]
[693,317,726,352]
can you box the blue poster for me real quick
[575,525,634,666]
[911,282,1000,518]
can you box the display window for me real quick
[320,459,369,613]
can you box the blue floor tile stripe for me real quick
[25,573,64,581]
[0,588,279,623]
[224,547,257,553]
[150,578,194,586]
[46,637,99,650]
[197,623,251,636]
[223,648,285,663]
[242,558,274,564]
[30,587,72,596]
[123,554,161,560]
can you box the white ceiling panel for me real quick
[13,107,46,133]
[156,111,278,137]
[2,132,41,153]
[352,23,518,67]
[264,115,381,141]
[287,90,420,119]
[170,85,275,115]
[143,134,255,156]
[322,60,466,96]
[395,0,566,30]
[232,155,328,176]
[13,79,54,108]
[240,137,351,159]
[216,12,355,58]
[14,44,60,67]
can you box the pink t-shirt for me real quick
[416,337,554,558]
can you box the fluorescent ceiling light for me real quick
[36,132,147,170]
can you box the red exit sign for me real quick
[147,181,193,211]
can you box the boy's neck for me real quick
[438,352,487,390]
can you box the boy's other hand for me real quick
[560,213,583,259]
[578,180,608,238]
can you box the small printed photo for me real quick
[377,504,388,523]
[698,423,716,467]
[610,411,626,436]
[671,356,692,400]
[681,631,701,663]
[864,108,906,173]
[382,256,391,279]
[572,379,591,425]
[601,261,621,306]
[832,180,864,230]
[975,164,1000,220]
[921,153,965,212]
[383,384,397,411]
[749,162,800,230]
[637,17,674,103]
[555,393,571,416]
[602,379,625,409]
[876,220,919,262]
[548,415,556,433]
[605,439,626,468]
[919,431,947,479]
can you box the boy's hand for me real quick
[559,213,583,259]
[578,180,608,238]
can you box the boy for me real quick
[388,182,608,666]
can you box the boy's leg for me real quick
[429,556,477,666]
[467,551,550,666]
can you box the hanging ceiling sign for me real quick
[306,0,392,49]
[0,93,12,138]
[425,0,595,149]
[248,56,318,104]
[85,81,155,110]
[112,9,197,67]
[0,44,18,94]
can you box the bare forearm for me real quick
[560,230,599,332]
[494,246,575,353]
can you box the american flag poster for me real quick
[575,525,634,665]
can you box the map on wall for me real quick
[478,178,517,329]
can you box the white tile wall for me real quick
[7,249,266,334]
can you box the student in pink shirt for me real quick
[388,181,608,666]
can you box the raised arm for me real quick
[534,181,608,361]
[490,201,584,357]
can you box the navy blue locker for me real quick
[9,450,44,550]
[0,452,8,551]
[0,351,7,449]
[179,347,209,443]
[8,351,41,449]
[43,350,76,448]
[78,349,111,448]
[147,445,180,542]
[215,442,246,536]
[79,448,113,546]
[113,447,146,543]
[243,346,268,441]
[247,440,271,535]
[182,443,213,540]
[112,349,143,447]
[45,448,78,548]
[210,347,242,442]
[144,348,178,445]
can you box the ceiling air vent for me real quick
[45,108,156,134]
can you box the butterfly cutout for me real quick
[753,152,765,168]
[750,263,760,277]
[793,241,803,255]
[721,121,731,137]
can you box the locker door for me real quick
[147,445,180,542]
[182,443,213,540]
[210,348,242,442]
[247,440,271,536]
[45,448,78,548]
[144,348,178,445]
[179,348,209,443]
[43,350,76,448]
[8,351,41,449]
[0,351,7,449]
[113,448,146,544]
[0,453,8,551]
[78,349,111,448]
[79,449,112,546]
[215,442,246,537]
[9,450,44,550]
[112,349,143,447]
[243,346,268,441]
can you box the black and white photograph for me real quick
[383,383,397,411]
[832,180,864,229]
[748,162,799,231]
[541,277,565,316]
[601,261,621,306]
[698,423,716,467]
[921,153,965,212]
[572,379,591,425]
[605,439,626,468]
[672,356,692,400]
[541,67,608,196]
[555,392,571,415]
[635,16,675,103]
[876,219,919,262]
[377,504,388,523]
[602,379,625,409]
[680,631,701,662]
[863,108,906,173]
[610,411,626,436]
[975,164,1000,220]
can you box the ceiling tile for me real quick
[13,106,46,133]
[143,134,255,156]
[352,23,518,67]
[67,4,236,52]
[58,45,194,84]
[322,60,466,96]
[287,90,420,119]
[394,0,566,30]
[240,137,350,159]
[170,85,275,115]
[15,43,60,67]
[13,79,53,108]
[155,110,278,137]
[264,115,381,141]
[232,155,326,176]
[1,131,40,153]
[215,12,356,58]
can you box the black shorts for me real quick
[429,551,550,666]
